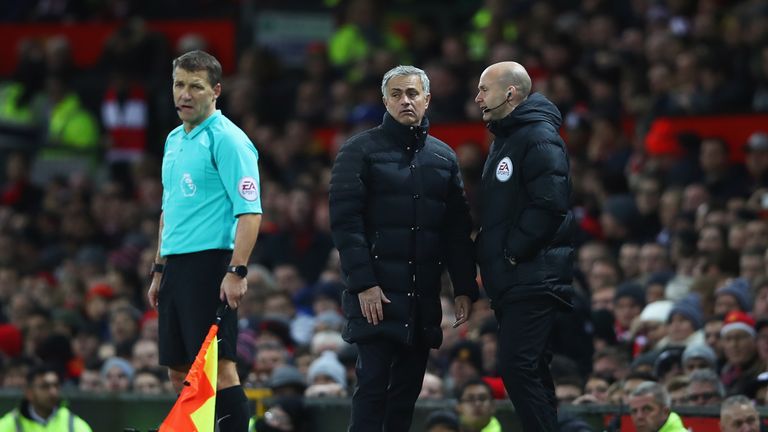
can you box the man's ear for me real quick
[213,83,222,99]
[424,93,431,109]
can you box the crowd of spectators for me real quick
[2,0,768,429]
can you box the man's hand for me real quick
[358,285,390,326]
[453,295,472,328]
[220,273,247,309]
[147,274,161,309]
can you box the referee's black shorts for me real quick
[158,249,238,366]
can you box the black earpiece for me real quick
[507,91,512,99]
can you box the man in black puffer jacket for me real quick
[329,65,479,432]
[474,61,574,432]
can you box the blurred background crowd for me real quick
[2,0,768,429]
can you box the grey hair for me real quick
[687,369,725,398]
[381,65,430,96]
[721,395,755,412]
[630,381,671,408]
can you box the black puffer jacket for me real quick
[329,113,478,348]
[476,93,574,309]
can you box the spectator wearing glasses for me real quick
[455,378,501,432]
[684,369,725,406]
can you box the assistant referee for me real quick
[147,50,262,432]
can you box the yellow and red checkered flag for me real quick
[159,308,224,432]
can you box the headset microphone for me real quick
[482,91,512,113]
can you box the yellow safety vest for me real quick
[0,406,92,432]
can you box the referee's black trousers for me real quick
[348,338,430,432]
[496,296,559,432]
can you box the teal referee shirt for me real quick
[160,110,262,256]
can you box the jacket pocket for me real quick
[341,290,415,345]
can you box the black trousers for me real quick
[348,338,430,432]
[496,296,559,432]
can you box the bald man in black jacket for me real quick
[474,61,575,432]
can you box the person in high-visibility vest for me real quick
[0,365,92,432]
[455,378,502,432]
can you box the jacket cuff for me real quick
[347,267,378,294]
[452,278,480,302]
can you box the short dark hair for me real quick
[172,50,221,87]
[425,409,459,431]
[455,377,492,400]
[26,364,59,386]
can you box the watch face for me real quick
[238,266,248,278]
[231,265,248,278]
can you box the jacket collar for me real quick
[487,106,521,137]
[19,399,63,423]
[185,109,221,140]
[381,112,429,150]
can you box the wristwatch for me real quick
[150,263,165,277]
[227,265,248,278]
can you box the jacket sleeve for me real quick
[329,139,378,293]
[505,137,569,261]
[442,159,479,301]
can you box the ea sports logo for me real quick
[496,157,512,182]
[238,177,259,201]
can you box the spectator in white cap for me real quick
[632,300,674,353]
[309,330,346,356]
[720,310,762,395]
[682,343,718,375]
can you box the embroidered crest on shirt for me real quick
[496,157,512,182]
[238,177,259,201]
[181,173,197,196]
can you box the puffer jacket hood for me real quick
[488,93,563,135]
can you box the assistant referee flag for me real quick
[159,312,221,432]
